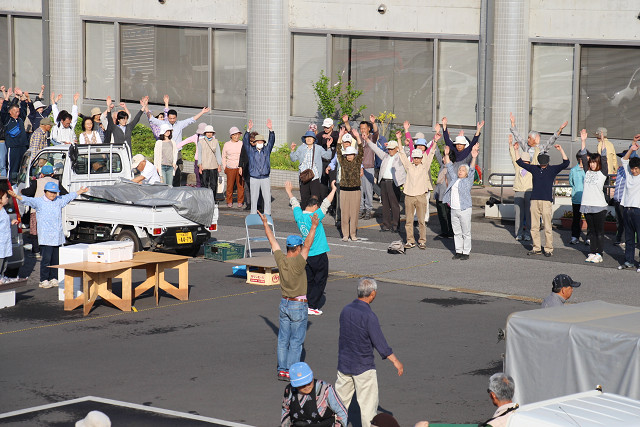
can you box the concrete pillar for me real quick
[247,0,289,146]
[48,0,82,112]
[489,0,529,175]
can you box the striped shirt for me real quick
[614,166,626,202]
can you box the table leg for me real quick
[154,262,159,305]
[63,271,83,311]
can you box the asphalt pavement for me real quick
[1,186,638,426]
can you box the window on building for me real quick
[437,40,479,127]
[0,16,8,84]
[120,24,208,108]
[13,16,42,93]
[578,45,640,140]
[332,36,434,125]
[291,33,326,118]
[530,44,573,134]
[213,29,247,112]
[85,22,115,100]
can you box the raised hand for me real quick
[403,120,410,132]
[39,84,45,97]
[471,144,480,158]
[50,91,55,104]
[247,119,253,131]
[631,142,640,151]
[395,131,403,144]
[510,112,516,127]
[326,136,333,147]
[56,93,63,102]
[559,120,568,132]
[266,118,272,131]
[338,127,346,138]
[77,187,90,195]
[476,120,485,132]
[14,87,22,96]
[434,132,442,141]
[580,128,587,141]
[369,114,376,124]
[508,134,513,147]
[444,145,450,156]
[106,96,113,108]
[7,189,17,199]
[554,144,562,151]
[633,134,640,144]
[257,210,268,225]
[290,142,297,152]
[458,130,464,137]
[163,94,169,106]
[311,213,320,227]
[73,92,80,104]
[284,180,293,196]
[442,116,448,129]
[202,106,210,114]
[119,102,126,109]
[434,123,441,134]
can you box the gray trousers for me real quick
[451,207,472,255]
[360,167,374,211]
[250,177,271,215]
[514,190,532,237]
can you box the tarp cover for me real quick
[505,301,640,405]
[86,180,215,226]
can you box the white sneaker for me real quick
[49,278,59,288]
[307,308,323,316]
[39,280,50,288]
[585,254,596,263]
[592,253,603,263]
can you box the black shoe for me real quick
[364,211,372,220]
[380,227,390,232]
[452,253,462,260]
[390,226,398,232]
[544,251,553,257]
[527,250,542,256]
[460,254,469,260]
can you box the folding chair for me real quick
[244,214,274,257]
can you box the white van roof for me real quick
[509,390,640,426]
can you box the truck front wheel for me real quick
[115,229,142,252]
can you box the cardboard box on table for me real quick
[87,241,134,263]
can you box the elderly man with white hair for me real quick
[480,373,518,427]
[336,277,403,427]
[443,143,480,260]
[509,112,567,164]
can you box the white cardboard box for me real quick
[57,243,89,301]
[0,290,16,309]
[87,241,134,263]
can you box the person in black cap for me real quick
[514,143,569,257]
[541,274,581,308]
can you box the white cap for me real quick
[343,146,358,156]
[415,132,425,140]
[76,410,111,427]
[411,148,424,158]
[322,118,333,128]
[386,140,398,149]
[454,135,469,147]
[159,123,173,135]
[342,134,353,143]
[131,154,146,168]
[204,125,215,134]
[33,101,46,110]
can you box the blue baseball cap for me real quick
[301,131,317,144]
[41,165,54,175]
[44,182,59,193]
[286,235,304,247]
[414,138,427,147]
[289,362,313,387]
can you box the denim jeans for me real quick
[277,298,308,372]
[161,165,174,187]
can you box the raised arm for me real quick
[258,211,280,252]
[540,120,568,153]
[468,144,479,182]
[341,114,351,133]
[509,112,527,151]
[193,106,210,122]
[320,180,337,213]
[623,136,640,161]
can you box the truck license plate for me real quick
[176,232,193,244]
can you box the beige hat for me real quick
[454,135,469,148]
[386,140,398,149]
[411,148,423,158]
[322,118,333,128]
[90,107,102,116]
[254,134,266,142]
[131,154,146,168]
[343,146,357,156]
[76,410,111,427]
[414,132,425,140]
[204,125,215,134]
[342,134,353,143]
[33,101,46,110]
[196,122,208,134]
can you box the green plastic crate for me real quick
[204,241,245,261]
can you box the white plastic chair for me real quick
[244,214,274,257]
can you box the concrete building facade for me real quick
[1,0,639,176]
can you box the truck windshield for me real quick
[75,153,123,175]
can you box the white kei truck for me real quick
[15,143,218,256]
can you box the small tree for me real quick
[312,70,366,120]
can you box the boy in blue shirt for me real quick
[285,179,337,316]
[10,183,88,288]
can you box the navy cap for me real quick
[286,235,304,247]
[43,182,59,193]
[552,274,580,292]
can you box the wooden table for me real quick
[52,252,189,316]
[51,259,145,316]
[131,252,189,304]
[225,256,280,286]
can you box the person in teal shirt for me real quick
[285,179,337,316]
[569,152,586,244]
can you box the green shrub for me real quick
[270,144,299,171]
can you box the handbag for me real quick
[299,146,316,184]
